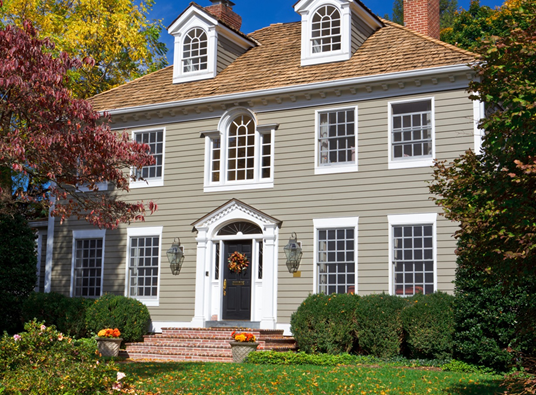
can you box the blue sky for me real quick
[150,0,506,60]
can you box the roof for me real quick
[89,19,476,112]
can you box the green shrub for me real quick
[290,293,359,354]
[22,292,91,338]
[0,320,134,394]
[454,259,536,373]
[247,350,378,366]
[401,292,455,359]
[0,214,37,334]
[85,294,151,342]
[442,359,496,375]
[356,293,408,358]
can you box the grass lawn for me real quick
[121,362,504,394]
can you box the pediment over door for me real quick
[191,199,282,232]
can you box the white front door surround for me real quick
[191,199,281,329]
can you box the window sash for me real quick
[311,5,342,53]
[392,224,434,296]
[317,228,355,294]
[128,236,160,299]
[391,103,432,160]
[318,109,356,166]
[183,28,208,73]
[73,238,103,298]
[134,130,163,179]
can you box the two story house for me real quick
[39,0,481,335]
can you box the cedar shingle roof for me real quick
[89,20,475,112]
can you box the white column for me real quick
[191,227,209,327]
[260,224,278,329]
[44,196,56,293]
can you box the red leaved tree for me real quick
[0,22,157,228]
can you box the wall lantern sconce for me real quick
[284,233,303,273]
[167,238,185,275]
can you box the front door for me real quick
[222,240,252,320]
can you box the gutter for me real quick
[104,64,473,116]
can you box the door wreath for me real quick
[228,251,249,274]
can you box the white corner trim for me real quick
[44,195,56,293]
[314,106,358,175]
[473,99,485,155]
[124,226,163,307]
[387,96,435,170]
[387,213,437,296]
[313,216,359,294]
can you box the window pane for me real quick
[133,130,164,180]
[317,227,355,294]
[391,100,432,160]
[129,236,159,299]
[73,238,103,298]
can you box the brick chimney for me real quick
[403,0,440,40]
[205,0,242,31]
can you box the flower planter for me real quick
[96,337,123,357]
[229,341,259,363]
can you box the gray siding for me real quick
[351,12,375,53]
[217,36,247,74]
[51,89,474,325]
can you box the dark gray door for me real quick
[222,240,252,320]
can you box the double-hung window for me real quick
[315,107,357,174]
[389,98,434,169]
[71,230,105,298]
[204,110,275,192]
[183,28,208,73]
[126,227,162,306]
[131,128,165,188]
[388,214,436,296]
[314,217,358,295]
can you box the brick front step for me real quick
[121,327,296,363]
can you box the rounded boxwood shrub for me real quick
[290,293,359,354]
[0,214,37,334]
[0,320,133,394]
[22,292,91,338]
[85,294,151,342]
[401,291,455,359]
[356,293,408,358]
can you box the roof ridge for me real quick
[380,18,478,59]
[89,65,173,103]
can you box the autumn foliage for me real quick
[0,22,156,228]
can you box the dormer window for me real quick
[312,5,341,53]
[294,0,383,67]
[183,28,208,73]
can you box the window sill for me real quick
[301,51,351,66]
[135,299,159,307]
[388,157,434,170]
[204,180,274,193]
[130,178,164,189]
[315,163,358,175]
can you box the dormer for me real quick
[167,1,256,84]
[294,0,383,67]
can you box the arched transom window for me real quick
[183,28,208,73]
[311,5,341,53]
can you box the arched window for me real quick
[183,28,208,73]
[227,115,256,181]
[311,5,341,53]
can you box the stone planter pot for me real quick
[229,341,259,363]
[96,337,123,357]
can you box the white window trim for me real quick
[313,216,359,294]
[125,226,163,307]
[169,9,218,84]
[70,229,106,298]
[203,109,275,193]
[130,127,166,189]
[387,213,437,296]
[387,97,435,170]
[297,0,352,66]
[76,182,108,192]
[473,100,485,155]
[314,106,358,175]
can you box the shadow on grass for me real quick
[443,378,504,395]
[122,362,200,379]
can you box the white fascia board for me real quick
[168,6,218,35]
[105,64,473,116]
